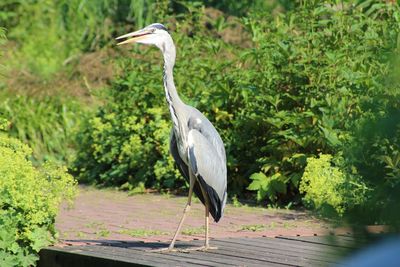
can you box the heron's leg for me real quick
[178,189,217,252]
[168,172,195,250]
[200,189,217,250]
[205,201,210,248]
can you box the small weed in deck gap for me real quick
[239,224,265,232]
[97,229,111,238]
[283,222,297,229]
[61,232,69,239]
[118,229,168,237]
[77,231,87,238]
[85,221,105,229]
[239,222,277,232]
[182,226,205,236]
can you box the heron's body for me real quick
[169,107,227,222]
[116,23,227,250]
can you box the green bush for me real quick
[0,120,77,266]
[74,2,400,206]
[299,154,367,217]
[73,55,176,188]
[244,1,400,204]
[345,108,400,227]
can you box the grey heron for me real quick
[116,23,227,251]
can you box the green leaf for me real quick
[0,228,16,250]
[19,252,39,267]
[319,126,342,146]
[249,172,267,181]
[0,251,17,267]
[247,172,267,191]
[27,227,51,253]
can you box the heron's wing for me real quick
[169,131,189,180]
[169,131,206,206]
[187,126,227,222]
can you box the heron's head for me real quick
[116,23,171,51]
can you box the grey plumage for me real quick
[156,23,227,222]
[116,22,227,250]
[172,111,227,221]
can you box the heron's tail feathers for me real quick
[197,176,225,222]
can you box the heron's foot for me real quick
[179,245,218,252]
[148,247,177,253]
[203,245,218,251]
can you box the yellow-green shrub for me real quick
[0,120,77,267]
[300,154,367,217]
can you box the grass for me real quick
[182,226,205,236]
[76,231,87,238]
[238,221,301,232]
[239,224,267,232]
[84,221,111,237]
[283,222,297,229]
[238,222,280,232]
[0,90,85,164]
[118,229,169,237]
[85,221,105,229]
[96,229,111,238]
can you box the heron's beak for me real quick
[116,29,153,46]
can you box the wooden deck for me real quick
[38,235,360,267]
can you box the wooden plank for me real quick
[289,236,358,246]
[254,236,349,253]
[88,241,232,267]
[208,239,336,266]
[217,237,345,257]
[109,239,292,267]
[39,236,351,267]
[138,246,288,267]
[76,245,217,267]
[66,243,252,267]
[39,247,155,267]
[151,250,285,267]
[202,246,321,267]
[117,239,291,267]
[212,239,339,266]
[277,236,359,249]
[102,242,237,267]
[216,237,339,254]
[40,246,207,267]
[184,238,339,266]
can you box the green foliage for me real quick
[244,1,400,204]
[74,2,400,208]
[1,0,159,78]
[73,59,182,189]
[0,91,85,164]
[0,119,77,267]
[345,107,400,227]
[0,27,5,45]
[189,0,281,17]
[300,154,367,217]
[248,172,287,203]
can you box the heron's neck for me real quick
[162,43,183,108]
[161,40,185,134]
